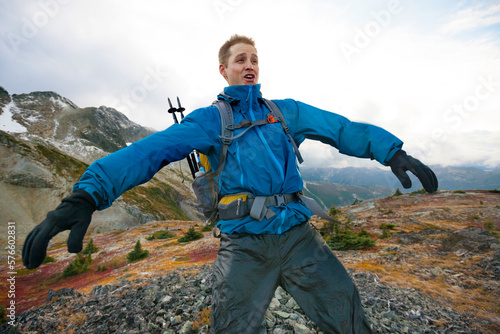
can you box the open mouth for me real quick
[244,74,255,80]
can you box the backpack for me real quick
[191,97,335,227]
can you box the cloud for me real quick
[1,0,500,169]
[439,3,500,35]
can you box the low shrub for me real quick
[147,230,176,240]
[82,238,99,255]
[392,188,403,196]
[62,253,92,279]
[127,240,149,262]
[43,256,56,264]
[178,227,204,243]
[326,228,375,251]
[322,213,376,251]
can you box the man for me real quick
[23,35,437,333]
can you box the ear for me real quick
[219,64,227,79]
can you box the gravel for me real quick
[2,263,492,333]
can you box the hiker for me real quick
[23,34,438,333]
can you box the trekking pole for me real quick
[167,97,178,124]
[168,97,197,178]
[176,97,205,174]
[176,96,185,118]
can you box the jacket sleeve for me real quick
[73,107,220,209]
[275,99,403,166]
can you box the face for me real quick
[219,43,259,86]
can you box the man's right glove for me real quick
[388,150,438,193]
[22,189,99,269]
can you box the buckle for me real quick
[220,136,232,145]
[274,195,286,207]
[267,114,279,123]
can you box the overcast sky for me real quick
[1,0,500,169]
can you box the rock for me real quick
[442,227,499,253]
[274,311,291,319]
[179,321,193,333]
[160,295,173,304]
[293,322,313,334]
[4,263,492,334]
[285,297,299,310]
[268,297,281,310]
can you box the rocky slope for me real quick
[0,87,202,249]
[1,190,498,333]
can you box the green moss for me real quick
[43,256,56,264]
[425,223,445,230]
[122,182,190,221]
[410,189,427,195]
[379,223,396,230]
[0,130,32,154]
[0,305,6,325]
[35,144,87,179]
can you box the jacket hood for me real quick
[218,84,262,104]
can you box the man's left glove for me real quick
[22,190,99,269]
[388,150,438,193]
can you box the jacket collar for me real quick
[218,84,262,104]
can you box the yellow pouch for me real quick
[219,194,248,205]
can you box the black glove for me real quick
[388,150,438,193]
[22,190,100,269]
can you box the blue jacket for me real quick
[74,84,403,234]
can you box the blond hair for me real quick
[218,34,256,67]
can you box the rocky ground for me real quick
[3,263,493,334]
[1,190,499,333]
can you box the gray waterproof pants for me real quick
[211,222,373,334]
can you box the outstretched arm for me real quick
[276,99,437,192]
[23,108,219,269]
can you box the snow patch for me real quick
[0,101,27,133]
[50,96,71,109]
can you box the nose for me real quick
[245,61,254,71]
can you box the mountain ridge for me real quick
[0,86,202,250]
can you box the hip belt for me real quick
[218,192,300,221]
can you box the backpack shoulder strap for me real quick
[262,99,304,164]
[211,99,234,175]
